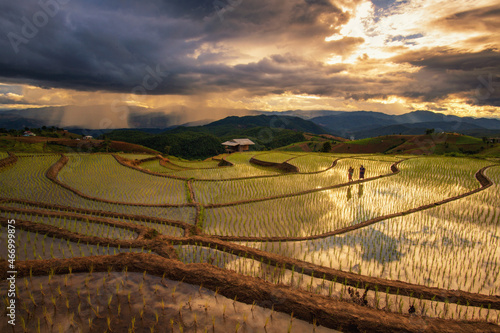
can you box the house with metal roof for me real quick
[221,138,255,153]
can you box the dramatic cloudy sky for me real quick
[1,0,499,126]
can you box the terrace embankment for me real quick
[114,153,231,179]
[129,155,160,166]
[186,179,205,236]
[182,235,500,311]
[215,156,234,166]
[2,253,498,333]
[250,156,299,172]
[0,197,193,230]
[0,217,179,259]
[113,153,186,179]
[4,193,499,312]
[4,207,499,312]
[118,152,345,182]
[0,206,147,235]
[158,156,186,170]
[0,152,18,168]
[118,152,298,182]
[163,158,222,170]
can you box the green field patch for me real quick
[167,156,220,169]
[288,154,335,172]
[0,155,81,203]
[348,137,380,145]
[0,139,47,153]
[253,152,296,163]
[173,152,280,179]
[0,202,186,236]
[116,153,156,160]
[58,154,187,204]
[0,138,80,153]
[139,159,178,173]
[454,135,483,145]
[0,155,195,221]
[275,141,310,151]
[349,155,406,162]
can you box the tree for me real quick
[164,145,172,155]
[321,141,332,153]
[425,128,435,135]
[103,137,112,153]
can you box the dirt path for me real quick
[1,253,498,333]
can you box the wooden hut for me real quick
[222,138,255,153]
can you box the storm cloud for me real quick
[0,0,348,93]
[0,0,499,117]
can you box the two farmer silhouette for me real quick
[348,165,365,182]
[347,165,365,201]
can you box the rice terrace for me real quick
[1,147,499,332]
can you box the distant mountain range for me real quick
[308,110,500,139]
[1,106,499,139]
[195,114,327,135]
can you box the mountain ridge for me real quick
[1,107,500,139]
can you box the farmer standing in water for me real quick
[359,165,366,179]
[348,166,354,182]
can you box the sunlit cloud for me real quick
[0,0,498,126]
